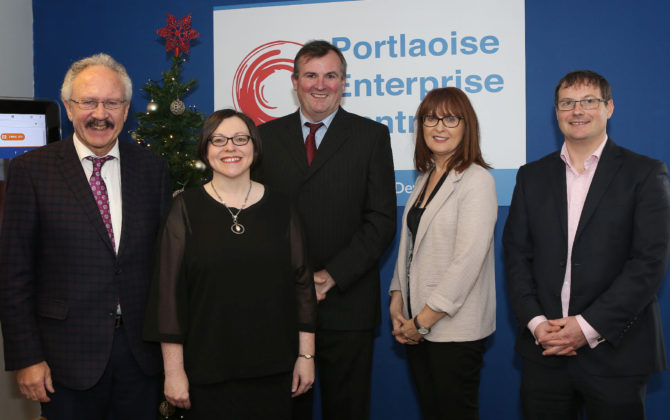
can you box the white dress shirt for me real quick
[73,134,123,254]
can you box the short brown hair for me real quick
[197,109,262,169]
[554,70,612,107]
[414,87,491,174]
[292,40,347,79]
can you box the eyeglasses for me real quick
[556,98,607,111]
[209,135,252,147]
[69,99,127,110]
[422,115,463,128]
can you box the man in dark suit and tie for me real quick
[253,40,396,420]
[503,70,670,419]
[0,53,172,419]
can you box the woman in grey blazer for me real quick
[389,87,497,420]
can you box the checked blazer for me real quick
[0,136,172,390]
[253,108,397,330]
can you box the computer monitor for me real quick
[0,98,61,159]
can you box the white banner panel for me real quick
[214,0,525,205]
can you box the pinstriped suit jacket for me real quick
[0,136,172,389]
[253,108,396,330]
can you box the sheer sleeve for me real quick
[143,193,192,343]
[289,206,317,332]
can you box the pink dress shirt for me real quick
[528,135,607,349]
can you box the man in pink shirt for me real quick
[504,70,670,419]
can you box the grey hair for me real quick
[60,53,132,102]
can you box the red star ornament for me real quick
[156,13,200,57]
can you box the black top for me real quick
[407,170,448,238]
[405,169,448,317]
[144,186,316,385]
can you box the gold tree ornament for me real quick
[170,99,186,115]
[194,160,207,171]
[147,100,159,113]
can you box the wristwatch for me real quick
[413,316,431,335]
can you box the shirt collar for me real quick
[73,133,121,162]
[560,134,608,171]
[298,108,338,129]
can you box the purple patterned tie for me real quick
[86,156,115,248]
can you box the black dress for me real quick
[144,186,316,386]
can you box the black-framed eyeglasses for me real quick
[556,98,607,111]
[69,98,127,110]
[209,135,252,147]
[422,115,463,128]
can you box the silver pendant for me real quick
[231,222,245,234]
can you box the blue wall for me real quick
[32,1,670,418]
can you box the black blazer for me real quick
[0,137,172,389]
[503,139,670,375]
[253,108,396,330]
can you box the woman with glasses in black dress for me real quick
[145,109,316,419]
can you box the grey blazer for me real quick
[390,164,497,342]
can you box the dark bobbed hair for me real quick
[554,70,612,107]
[414,87,491,174]
[292,40,347,79]
[197,109,262,169]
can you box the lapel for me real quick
[306,107,351,181]
[281,111,310,174]
[57,136,115,255]
[574,139,622,242]
[412,169,461,253]
[549,152,568,240]
[117,140,139,260]
[403,171,427,245]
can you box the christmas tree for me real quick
[133,13,209,192]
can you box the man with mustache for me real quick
[0,53,172,419]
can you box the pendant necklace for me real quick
[210,180,252,235]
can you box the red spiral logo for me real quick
[233,41,303,125]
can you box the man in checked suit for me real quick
[253,40,396,420]
[503,70,670,419]
[0,53,171,419]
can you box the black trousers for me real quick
[188,372,293,419]
[41,325,159,420]
[293,329,374,420]
[406,338,487,420]
[521,357,649,420]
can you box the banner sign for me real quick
[214,0,525,205]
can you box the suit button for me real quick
[559,260,566,267]
[115,268,122,275]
